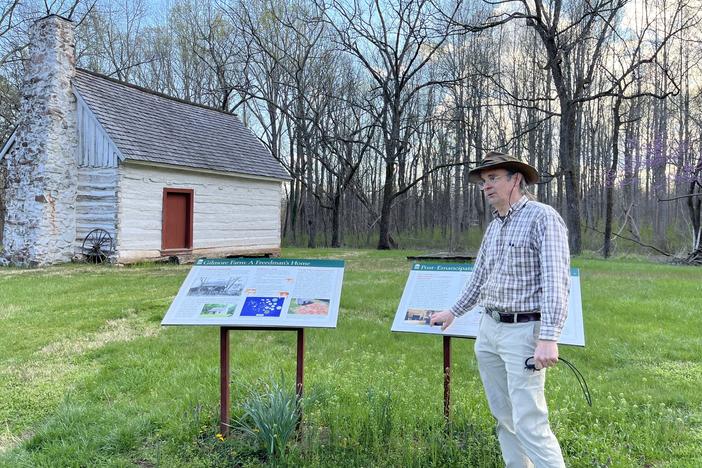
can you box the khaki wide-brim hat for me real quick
[468,151,540,185]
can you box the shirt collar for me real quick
[492,195,529,220]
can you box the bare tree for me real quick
[0,0,21,67]
[319,0,464,249]
[77,0,152,80]
[450,0,630,253]
[600,0,698,257]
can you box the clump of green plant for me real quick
[360,387,394,448]
[235,377,301,462]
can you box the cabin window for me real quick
[162,188,194,251]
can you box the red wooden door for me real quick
[162,189,193,250]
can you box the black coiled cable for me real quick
[524,356,592,407]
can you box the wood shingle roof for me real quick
[73,69,289,180]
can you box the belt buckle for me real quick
[489,309,501,322]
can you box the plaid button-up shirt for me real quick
[450,196,570,341]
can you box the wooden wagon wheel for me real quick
[81,228,114,263]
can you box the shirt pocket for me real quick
[506,243,538,276]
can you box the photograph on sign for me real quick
[161,258,345,328]
[200,303,237,317]
[404,308,442,326]
[391,263,585,346]
[188,275,246,296]
[289,298,331,316]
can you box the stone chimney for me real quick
[2,15,78,266]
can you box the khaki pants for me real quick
[475,314,565,468]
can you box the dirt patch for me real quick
[0,430,25,454]
[40,317,160,358]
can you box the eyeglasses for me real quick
[478,174,511,189]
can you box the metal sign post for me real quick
[219,326,305,436]
[443,335,451,421]
[443,335,475,423]
[220,327,231,435]
[296,328,304,398]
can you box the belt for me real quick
[486,309,541,324]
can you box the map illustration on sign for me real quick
[161,258,344,328]
[240,297,285,317]
[391,263,585,346]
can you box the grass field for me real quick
[0,249,700,467]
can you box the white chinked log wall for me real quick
[118,163,282,262]
[75,91,119,254]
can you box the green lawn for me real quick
[0,249,700,467]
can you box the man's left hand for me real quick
[534,340,559,369]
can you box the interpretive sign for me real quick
[391,263,585,346]
[161,258,344,328]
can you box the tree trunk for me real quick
[604,97,622,258]
[686,143,702,251]
[560,104,582,254]
[449,95,466,250]
[331,190,342,248]
[377,160,396,249]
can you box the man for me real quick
[430,151,570,468]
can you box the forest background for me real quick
[2,0,702,259]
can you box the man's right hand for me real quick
[429,310,455,331]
